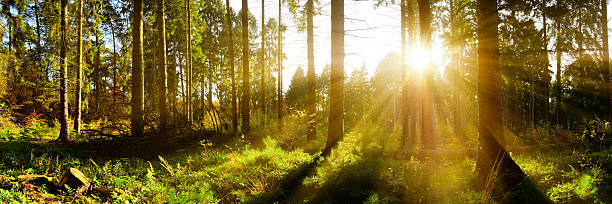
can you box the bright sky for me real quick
[231,0,407,90]
[231,1,612,89]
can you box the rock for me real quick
[59,168,91,194]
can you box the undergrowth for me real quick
[0,119,610,203]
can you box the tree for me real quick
[132,0,145,137]
[418,0,435,149]
[323,0,343,157]
[261,0,266,114]
[286,66,307,111]
[306,0,316,142]
[278,0,284,129]
[92,0,102,117]
[400,0,408,148]
[187,0,193,123]
[226,0,238,134]
[475,0,531,197]
[157,0,169,131]
[74,0,83,138]
[602,0,610,120]
[58,0,70,141]
[242,0,251,132]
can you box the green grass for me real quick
[0,121,610,203]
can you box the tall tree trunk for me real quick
[400,0,408,148]
[186,0,193,123]
[475,0,528,194]
[226,0,238,133]
[132,0,145,137]
[450,0,463,140]
[418,0,436,149]
[180,54,186,119]
[602,0,610,120]
[306,0,316,142]
[94,33,101,116]
[556,22,561,126]
[323,0,344,157]
[169,53,177,120]
[58,0,70,141]
[278,0,283,130]
[242,0,251,132]
[157,0,169,131]
[542,1,550,124]
[34,0,45,80]
[110,13,119,116]
[261,0,266,115]
[74,0,83,138]
[408,0,417,146]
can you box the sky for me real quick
[230,0,406,90]
[230,0,612,90]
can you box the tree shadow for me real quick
[248,154,402,204]
[0,128,223,163]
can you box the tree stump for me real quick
[59,168,90,194]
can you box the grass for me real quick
[0,120,610,203]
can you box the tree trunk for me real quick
[261,0,266,115]
[168,53,177,120]
[475,0,527,195]
[74,0,83,138]
[58,0,70,141]
[556,22,561,126]
[323,0,344,157]
[34,0,46,80]
[131,0,145,137]
[418,0,436,150]
[157,0,169,131]
[242,0,251,132]
[94,33,101,116]
[278,0,283,130]
[186,0,193,123]
[306,0,316,142]
[542,1,550,124]
[226,0,238,134]
[408,0,417,146]
[400,0,408,148]
[602,0,610,120]
[110,13,119,116]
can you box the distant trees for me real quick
[286,66,307,111]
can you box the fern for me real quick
[158,155,174,176]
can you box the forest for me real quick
[0,0,611,203]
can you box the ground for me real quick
[0,121,610,203]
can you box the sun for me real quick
[407,46,430,73]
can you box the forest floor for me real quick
[0,124,611,203]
